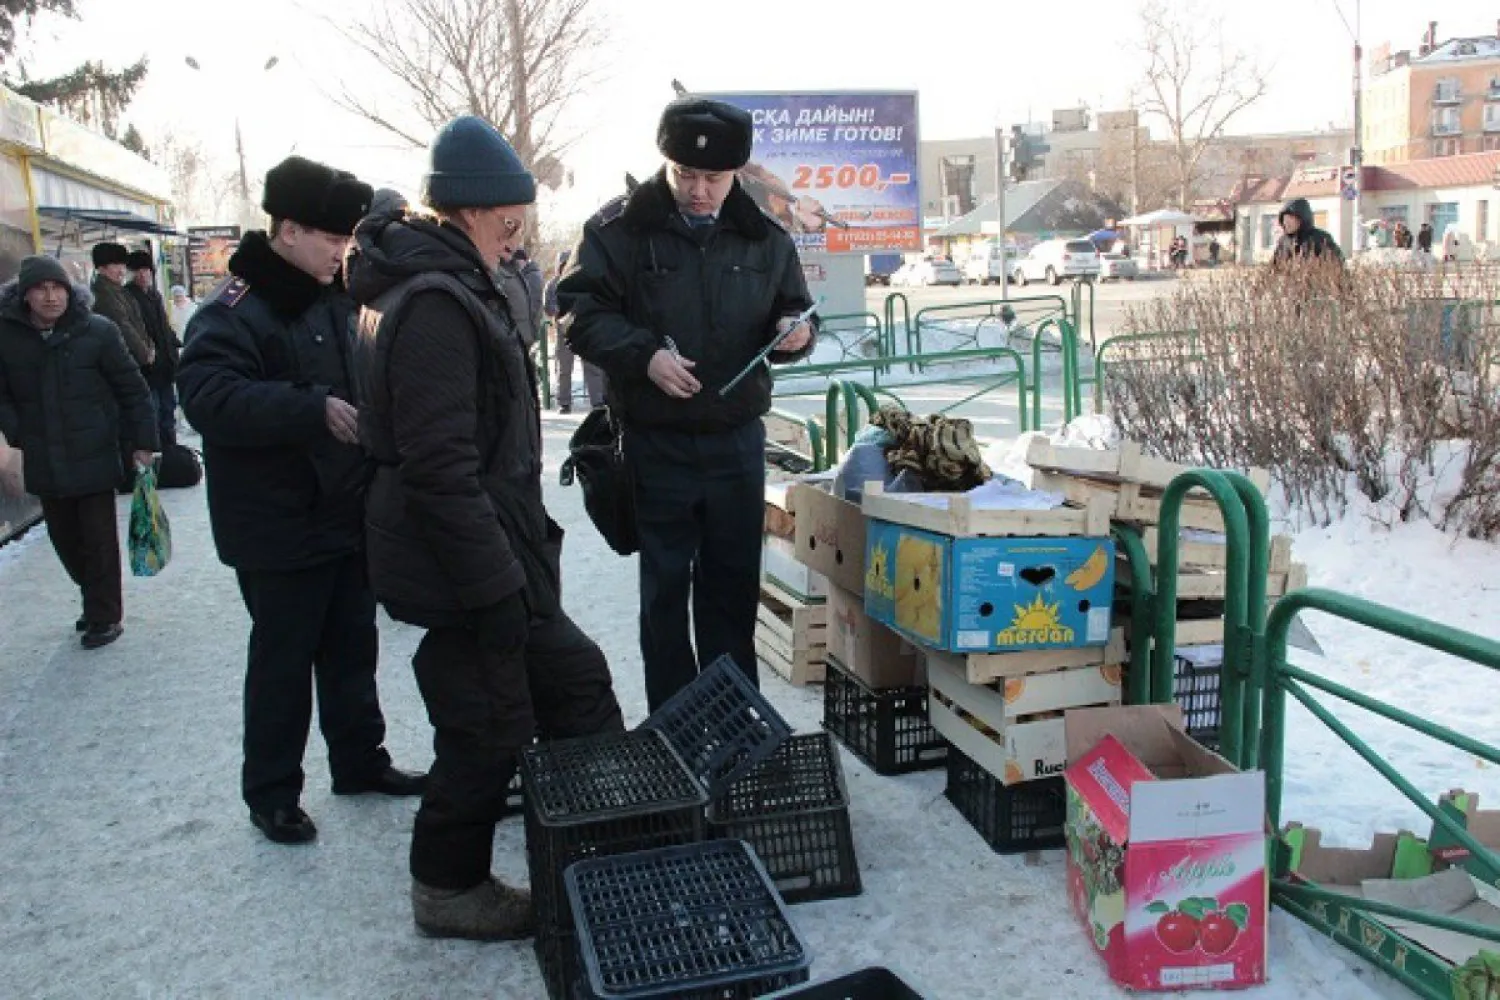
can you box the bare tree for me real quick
[155,132,240,227]
[328,0,596,187]
[1136,0,1268,210]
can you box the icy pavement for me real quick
[0,424,1457,999]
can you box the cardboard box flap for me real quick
[1065,733,1156,844]
[1289,828,1403,886]
[1129,770,1265,844]
[1361,869,1500,967]
[1064,704,1184,767]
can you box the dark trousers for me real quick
[555,335,606,412]
[150,381,177,448]
[234,553,390,814]
[409,611,623,890]
[626,422,766,713]
[40,492,123,626]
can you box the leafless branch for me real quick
[321,0,598,185]
[1137,0,1268,209]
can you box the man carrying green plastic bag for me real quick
[129,461,171,577]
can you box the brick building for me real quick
[1364,21,1500,163]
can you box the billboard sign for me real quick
[711,91,921,255]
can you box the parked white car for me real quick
[1010,239,1101,286]
[1099,253,1138,282]
[962,244,1019,285]
[892,258,963,287]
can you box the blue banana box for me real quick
[863,519,1115,654]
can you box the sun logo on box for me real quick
[997,594,1075,645]
[866,542,893,600]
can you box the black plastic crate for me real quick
[521,729,708,936]
[943,743,1066,853]
[707,731,861,904]
[1174,646,1223,752]
[641,654,792,799]
[565,840,813,1000]
[763,967,924,999]
[822,655,946,776]
[534,926,584,1000]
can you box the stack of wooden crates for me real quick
[758,482,828,687]
[1024,439,1303,753]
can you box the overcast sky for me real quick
[17,0,1491,225]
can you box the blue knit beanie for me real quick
[422,116,537,209]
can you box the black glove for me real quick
[473,596,529,654]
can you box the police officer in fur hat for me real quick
[559,96,819,711]
[178,155,426,847]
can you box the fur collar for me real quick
[228,230,337,320]
[620,169,772,241]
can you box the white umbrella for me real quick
[1118,208,1197,227]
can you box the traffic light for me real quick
[1008,126,1051,182]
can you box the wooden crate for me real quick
[1138,527,1295,574]
[1116,562,1308,599]
[756,581,827,686]
[861,481,1111,538]
[1025,438,1271,494]
[952,628,1129,685]
[1030,470,1229,532]
[1124,617,1227,647]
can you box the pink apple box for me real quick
[1063,705,1269,991]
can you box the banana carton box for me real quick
[863,519,1115,654]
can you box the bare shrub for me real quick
[1105,262,1500,536]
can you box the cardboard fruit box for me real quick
[791,482,867,597]
[763,533,828,604]
[926,649,1122,786]
[864,518,1115,654]
[826,584,917,690]
[1063,705,1268,992]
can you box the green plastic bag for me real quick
[128,465,172,577]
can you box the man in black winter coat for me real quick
[0,255,157,649]
[1272,198,1344,268]
[559,96,817,712]
[178,155,425,848]
[89,242,153,369]
[351,115,622,941]
[125,250,180,446]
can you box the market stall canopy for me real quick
[37,206,180,237]
[1118,209,1196,227]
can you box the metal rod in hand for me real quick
[719,300,821,398]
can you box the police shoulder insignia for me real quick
[216,277,250,308]
[592,195,627,227]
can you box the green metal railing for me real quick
[1112,524,1156,707]
[910,294,1070,360]
[766,406,825,472]
[1090,329,1203,414]
[818,312,891,367]
[535,319,553,410]
[1070,279,1097,352]
[1151,469,1269,768]
[883,292,912,360]
[1031,318,1085,429]
[1260,588,1500,998]
[822,379,880,467]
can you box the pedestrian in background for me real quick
[89,242,153,369]
[178,155,425,848]
[126,251,181,447]
[1418,223,1434,255]
[545,249,605,413]
[0,255,157,649]
[168,285,196,338]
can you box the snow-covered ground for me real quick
[1,422,1493,998]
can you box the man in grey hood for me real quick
[0,255,157,649]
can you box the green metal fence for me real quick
[1260,588,1500,998]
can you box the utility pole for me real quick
[234,120,249,202]
[994,126,1008,301]
[1352,2,1364,252]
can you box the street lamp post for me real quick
[1332,1,1363,251]
[185,55,280,208]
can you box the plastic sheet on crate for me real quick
[822,655,946,775]
[565,840,812,1000]
[641,654,793,799]
[761,967,925,999]
[944,743,1066,853]
[707,732,861,903]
